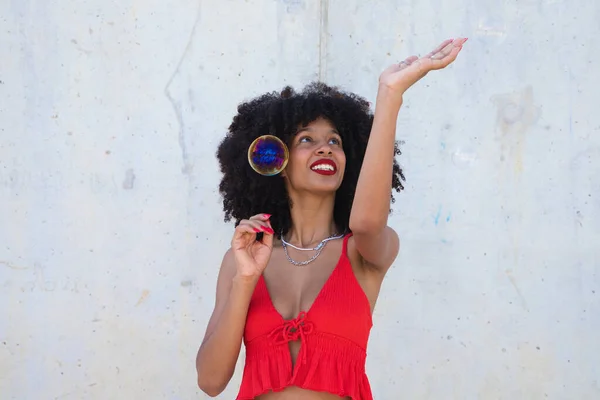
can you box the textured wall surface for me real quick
[1,0,599,399]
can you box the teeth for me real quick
[312,164,334,171]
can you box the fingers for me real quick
[395,38,466,74]
[234,213,274,240]
[261,225,274,249]
[425,38,455,58]
[249,213,274,234]
[398,55,419,70]
[232,217,273,249]
[429,38,467,59]
[249,213,272,223]
[237,217,274,235]
[427,38,467,70]
[429,46,461,70]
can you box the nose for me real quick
[315,141,333,156]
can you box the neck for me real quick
[285,192,339,248]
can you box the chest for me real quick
[262,242,344,320]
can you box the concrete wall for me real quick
[1,0,599,398]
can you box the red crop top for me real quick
[236,233,374,400]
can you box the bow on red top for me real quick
[268,311,315,364]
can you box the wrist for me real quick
[229,273,260,302]
[232,272,260,287]
[376,84,403,111]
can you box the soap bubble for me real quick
[247,135,289,176]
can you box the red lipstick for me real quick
[310,159,337,176]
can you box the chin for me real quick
[307,180,342,194]
[287,174,344,195]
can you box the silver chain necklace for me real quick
[280,232,345,266]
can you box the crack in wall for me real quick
[164,1,202,176]
[318,0,329,81]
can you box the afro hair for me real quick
[216,82,405,239]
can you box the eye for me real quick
[329,137,341,146]
[298,136,312,143]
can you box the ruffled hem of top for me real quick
[235,342,291,399]
[236,336,372,400]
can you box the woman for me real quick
[196,38,467,399]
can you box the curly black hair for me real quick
[216,82,405,239]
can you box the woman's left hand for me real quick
[378,37,468,100]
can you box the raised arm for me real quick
[349,38,467,272]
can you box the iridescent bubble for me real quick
[247,135,289,176]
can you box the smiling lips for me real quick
[310,159,337,176]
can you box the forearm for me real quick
[350,86,402,232]
[196,275,257,395]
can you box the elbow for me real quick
[195,344,235,396]
[196,359,232,398]
[197,376,227,398]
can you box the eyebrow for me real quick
[295,127,340,135]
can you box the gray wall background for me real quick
[1,0,599,399]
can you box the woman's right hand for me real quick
[231,213,274,278]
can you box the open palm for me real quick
[379,38,467,95]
